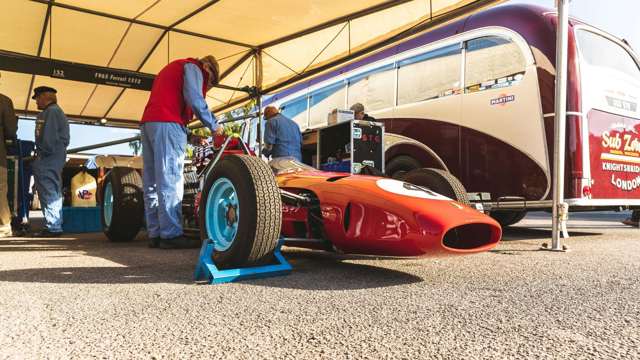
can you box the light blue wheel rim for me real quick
[205,177,239,252]
[104,182,114,228]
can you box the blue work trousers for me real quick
[141,122,187,239]
[33,153,65,233]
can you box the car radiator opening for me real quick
[442,223,498,250]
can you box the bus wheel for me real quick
[490,210,527,227]
[403,168,471,206]
[386,155,421,180]
[100,167,144,242]
[199,155,282,269]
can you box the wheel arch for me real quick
[385,134,449,172]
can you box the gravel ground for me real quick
[0,211,639,359]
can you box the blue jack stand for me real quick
[194,238,292,284]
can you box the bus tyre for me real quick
[386,155,421,180]
[199,155,282,269]
[403,168,471,206]
[100,167,144,242]
[490,210,527,227]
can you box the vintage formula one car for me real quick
[98,137,501,269]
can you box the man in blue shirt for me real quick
[31,86,70,237]
[263,106,302,161]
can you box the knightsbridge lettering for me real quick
[602,162,640,173]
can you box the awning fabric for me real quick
[0,0,500,125]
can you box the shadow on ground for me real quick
[2,211,629,288]
[0,236,422,290]
[501,226,601,241]
[242,249,424,290]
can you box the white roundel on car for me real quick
[376,179,451,200]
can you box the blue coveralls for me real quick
[142,63,218,240]
[33,103,69,233]
[263,114,303,161]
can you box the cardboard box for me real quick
[327,109,354,125]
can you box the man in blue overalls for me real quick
[141,56,223,249]
[31,86,70,237]
[262,106,302,161]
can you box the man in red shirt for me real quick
[140,55,223,249]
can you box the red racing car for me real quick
[99,139,501,269]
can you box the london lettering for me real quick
[610,173,640,191]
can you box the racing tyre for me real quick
[100,167,144,242]
[490,210,527,227]
[386,155,421,180]
[403,168,471,206]
[199,155,282,269]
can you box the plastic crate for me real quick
[319,160,351,173]
[62,206,102,233]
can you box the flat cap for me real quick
[32,86,57,99]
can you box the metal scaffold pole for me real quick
[254,49,264,157]
[548,0,571,251]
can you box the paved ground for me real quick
[0,211,639,359]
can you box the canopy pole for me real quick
[549,0,571,251]
[254,50,264,157]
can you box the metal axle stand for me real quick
[194,238,292,285]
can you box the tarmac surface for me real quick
[0,211,639,359]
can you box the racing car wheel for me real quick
[403,168,471,206]
[100,167,144,242]
[199,155,282,269]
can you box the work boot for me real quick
[159,236,200,249]
[31,229,63,238]
[148,236,160,248]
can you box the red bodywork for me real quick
[276,169,501,257]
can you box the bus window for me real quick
[464,36,525,93]
[281,96,309,129]
[576,30,640,84]
[310,82,346,127]
[397,44,461,105]
[347,64,394,111]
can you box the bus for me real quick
[262,4,640,226]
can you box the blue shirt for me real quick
[183,63,219,132]
[35,103,69,157]
[264,113,302,160]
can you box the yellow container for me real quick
[70,171,97,207]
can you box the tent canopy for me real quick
[0,0,500,126]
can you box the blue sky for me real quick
[17,0,638,156]
[17,119,139,156]
[507,0,640,48]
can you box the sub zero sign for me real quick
[588,110,640,198]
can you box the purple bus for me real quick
[262,4,640,226]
